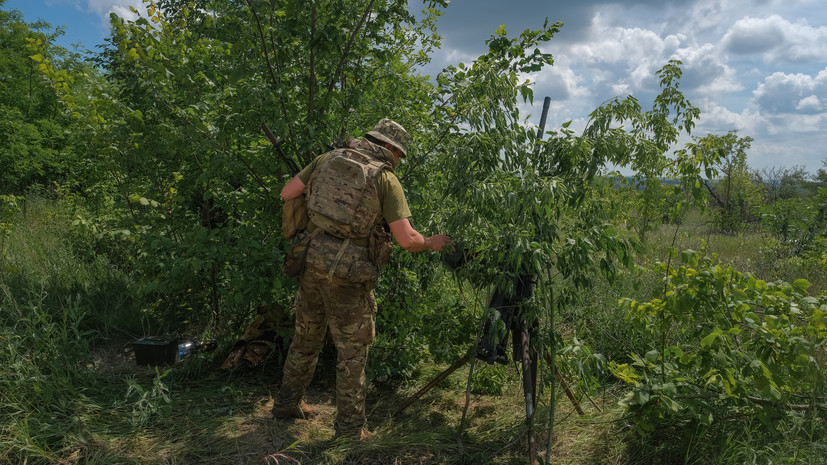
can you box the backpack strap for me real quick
[326,237,351,282]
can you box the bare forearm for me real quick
[402,232,434,252]
[389,218,450,252]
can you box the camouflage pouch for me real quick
[282,196,309,239]
[368,222,393,270]
[305,233,378,286]
[283,230,315,278]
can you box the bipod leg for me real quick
[393,354,470,416]
[519,321,538,465]
[543,351,585,416]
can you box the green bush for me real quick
[610,250,826,435]
[371,251,478,381]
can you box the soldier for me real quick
[273,118,452,439]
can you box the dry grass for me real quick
[645,212,827,294]
[52,353,637,465]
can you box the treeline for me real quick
[608,128,826,265]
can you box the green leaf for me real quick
[126,48,140,62]
[732,289,748,301]
[700,331,718,348]
[631,389,650,406]
[792,279,811,292]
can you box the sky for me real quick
[5,0,827,174]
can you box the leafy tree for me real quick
[0,2,95,193]
[759,165,813,204]
[761,187,827,258]
[700,131,762,233]
[56,0,448,331]
[815,160,827,188]
[427,32,733,392]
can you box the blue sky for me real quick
[4,0,127,51]
[5,0,827,174]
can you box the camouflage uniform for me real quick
[275,267,377,435]
[274,119,410,437]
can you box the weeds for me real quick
[125,369,173,426]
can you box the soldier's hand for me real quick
[427,235,453,252]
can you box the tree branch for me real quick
[246,1,300,161]
[307,1,317,124]
[161,99,272,196]
[324,0,377,97]
[704,179,725,208]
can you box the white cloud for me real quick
[695,100,826,172]
[696,99,762,136]
[721,15,786,54]
[571,13,671,68]
[748,137,827,172]
[753,67,827,114]
[722,15,827,64]
[441,48,477,68]
[796,95,822,112]
[558,15,685,101]
[421,0,827,171]
[86,0,143,23]
[683,0,732,34]
[526,53,588,100]
[672,43,743,95]
[557,13,741,101]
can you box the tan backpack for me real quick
[305,148,388,239]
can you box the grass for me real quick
[2,198,825,464]
[646,209,826,293]
[65,360,632,465]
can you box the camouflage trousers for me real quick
[274,266,376,435]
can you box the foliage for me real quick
[699,131,763,233]
[760,187,827,257]
[0,6,96,193]
[815,159,827,188]
[0,194,23,249]
[610,249,826,434]
[758,165,814,204]
[126,369,173,426]
[4,0,827,462]
[432,55,732,371]
[471,363,508,395]
[35,0,448,331]
[0,283,96,462]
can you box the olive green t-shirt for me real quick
[298,151,412,225]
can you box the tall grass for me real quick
[647,209,826,292]
[0,195,142,463]
[1,195,141,334]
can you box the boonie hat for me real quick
[367,118,410,157]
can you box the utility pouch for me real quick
[305,233,378,286]
[368,222,393,270]
[283,230,314,278]
[282,196,309,239]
